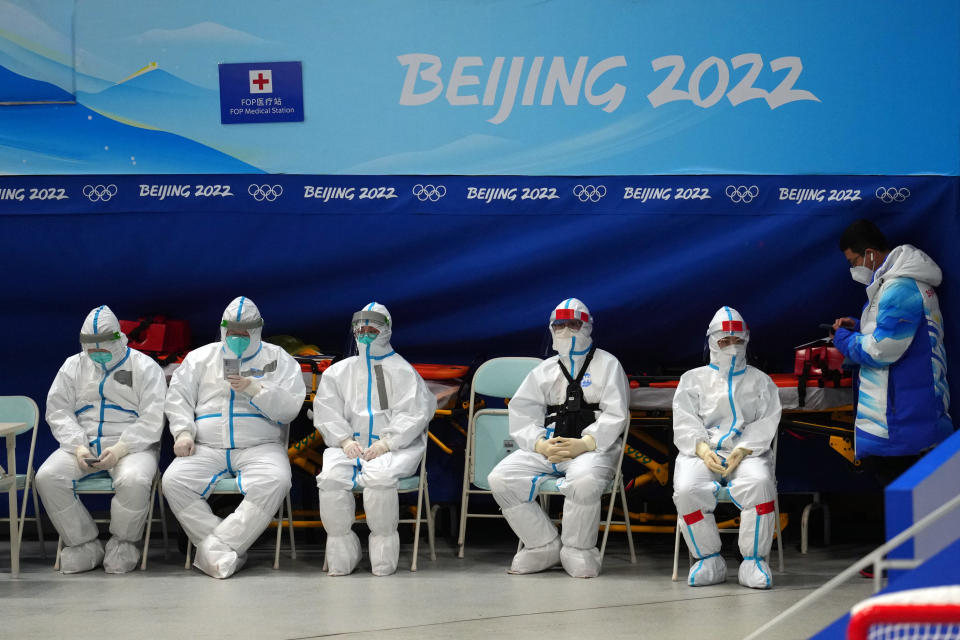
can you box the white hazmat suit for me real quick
[314,302,436,576]
[162,297,305,578]
[488,298,630,578]
[37,305,166,574]
[672,307,781,589]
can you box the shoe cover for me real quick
[319,489,362,576]
[194,535,246,579]
[560,545,602,578]
[369,531,399,576]
[688,554,727,586]
[325,532,362,576]
[738,557,772,589]
[508,536,561,574]
[103,536,140,574]
[60,539,105,574]
[364,487,400,576]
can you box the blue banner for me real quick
[0,175,946,216]
[218,61,304,124]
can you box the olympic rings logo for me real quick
[725,185,759,203]
[573,184,606,202]
[875,187,910,203]
[412,184,446,202]
[248,184,283,202]
[82,184,117,202]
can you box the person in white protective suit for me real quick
[672,307,782,589]
[36,305,166,574]
[487,298,630,578]
[162,296,305,578]
[314,302,436,576]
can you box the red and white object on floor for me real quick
[847,586,960,640]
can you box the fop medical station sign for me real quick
[218,61,304,124]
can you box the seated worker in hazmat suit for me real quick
[314,302,436,576]
[162,296,305,578]
[487,298,630,578]
[36,305,166,574]
[672,307,782,589]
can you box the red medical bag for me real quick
[794,344,845,381]
[119,315,191,365]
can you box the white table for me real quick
[0,421,25,576]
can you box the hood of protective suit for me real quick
[706,306,749,376]
[221,296,264,359]
[79,305,129,367]
[353,301,394,357]
[869,245,943,297]
[550,298,594,377]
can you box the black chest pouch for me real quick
[545,347,600,439]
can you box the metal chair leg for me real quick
[286,493,296,560]
[672,523,682,582]
[140,475,158,570]
[620,479,636,564]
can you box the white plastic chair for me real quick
[456,357,542,558]
[53,470,168,571]
[672,433,785,581]
[321,448,436,572]
[0,396,47,575]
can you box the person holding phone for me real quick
[162,296,305,578]
[36,305,167,573]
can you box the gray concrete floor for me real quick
[0,534,876,640]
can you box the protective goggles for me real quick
[716,335,745,347]
[351,310,390,329]
[220,318,264,331]
[79,330,121,344]
[550,318,583,331]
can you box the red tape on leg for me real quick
[756,501,775,516]
[683,510,704,525]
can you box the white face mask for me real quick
[714,343,746,372]
[849,250,876,285]
[850,265,874,285]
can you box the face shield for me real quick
[79,329,124,364]
[705,308,750,373]
[79,305,129,366]
[220,317,263,358]
[346,307,392,357]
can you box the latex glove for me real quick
[831,317,857,334]
[340,439,363,459]
[173,432,196,457]
[362,439,390,461]
[695,441,725,474]
[551,435,597,462]
[93,442,128,470]
[535,437,564,462]
[228,375,261,397]
[721,446,752,478]
[75,445,96,473]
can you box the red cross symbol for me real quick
[252,73,270,90]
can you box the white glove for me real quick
[535,437,558,460]
[93,442,128,470]
[551,435,596,462]
[340,439,363,459]
[362,439,390,461]
[227,375,261,397]
[75,445,96,473]
[173,432,196,457]
[696,441,725,474]
[722,446,752,478]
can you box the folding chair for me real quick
[53,469,168,571]
[321,448,436,572]
[456,356,542,558]
[672,432,785,581]
[0,395,47,575]
[534,432,637,565]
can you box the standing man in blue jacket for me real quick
[833,220,952,461]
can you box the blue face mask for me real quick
[88,350,112,364]
[357,333,377,345]
[225,335,251,357]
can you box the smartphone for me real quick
[83,457,100,466]
[223,358,240,380]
